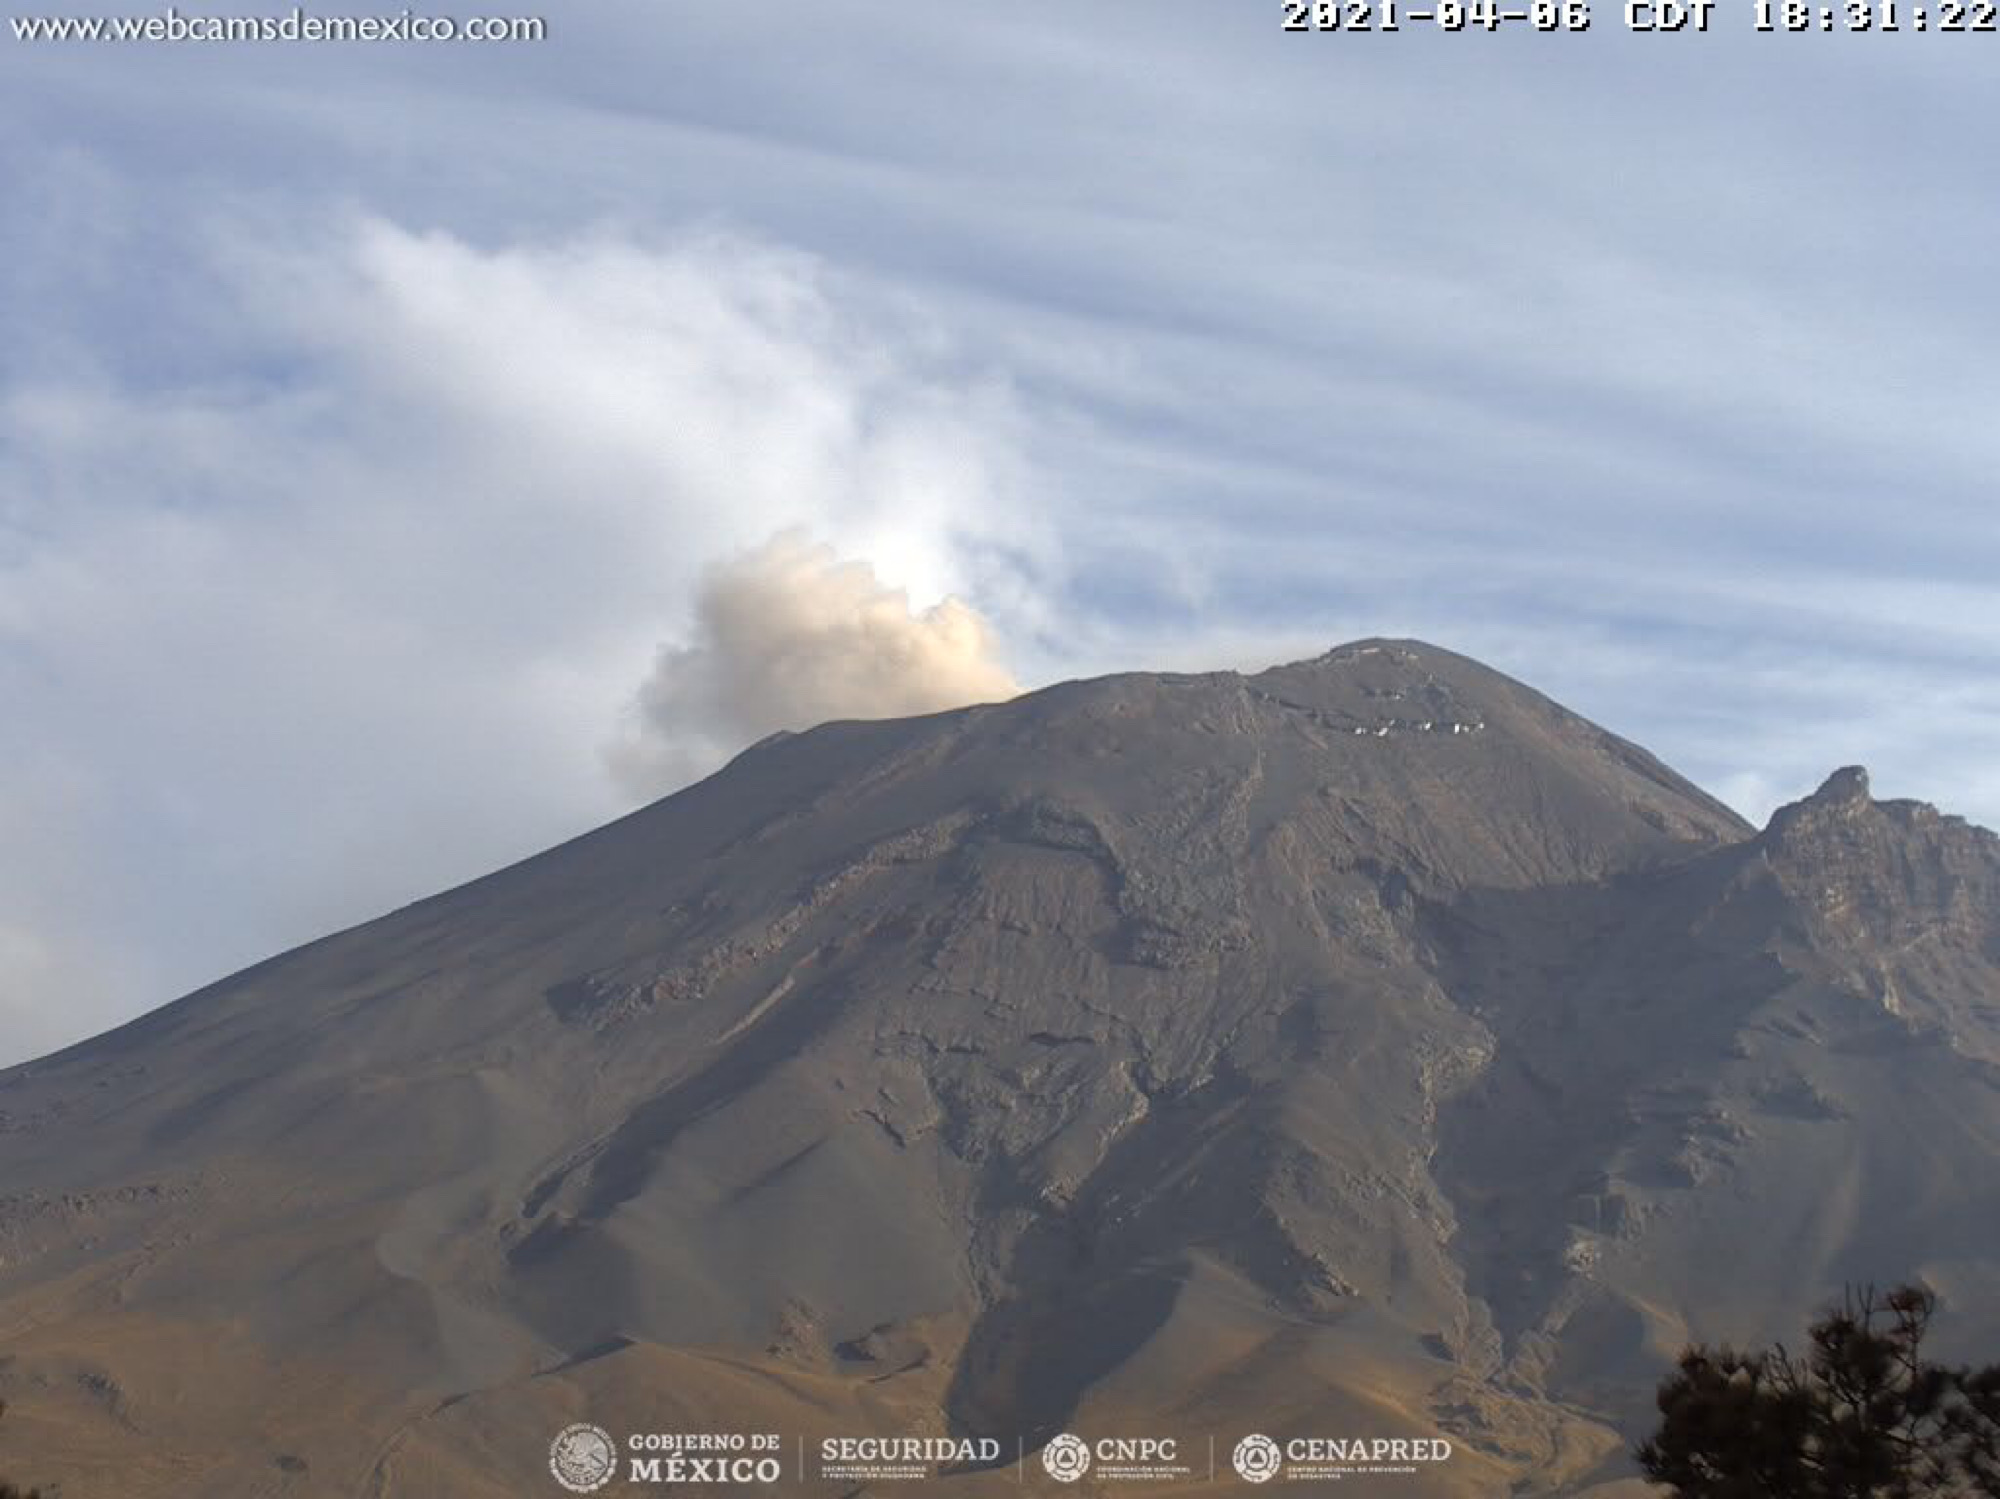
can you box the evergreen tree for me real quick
[1639,1285,2000,1497]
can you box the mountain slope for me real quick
[2,640,1995,1498]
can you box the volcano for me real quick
[4,640,1998,1497]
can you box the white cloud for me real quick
[5,6,2000,1068]
[0,214,1036,1066]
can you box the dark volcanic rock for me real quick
[1,640,1995,1498]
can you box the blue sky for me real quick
[3,2,1997,1063]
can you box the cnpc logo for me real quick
[1041,1433,1180,1482]
[1042,1434,1091,1482]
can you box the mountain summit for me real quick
[2,641,1995,1497]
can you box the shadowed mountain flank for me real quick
[3,642,1996,1498]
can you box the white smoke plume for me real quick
[0,210,1044,1065]
[612,532,1021,794]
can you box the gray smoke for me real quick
[611,532,1021,794]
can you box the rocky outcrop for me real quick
[0,641,1993,1499]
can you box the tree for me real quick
[0,1398,43,1499]
[1639,1285,2000,1497]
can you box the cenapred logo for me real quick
[1042,1432,1092,1483]
[1232,1433,1282,1484]
[1232,1432,1452,1483]
[549,1423,618,1493]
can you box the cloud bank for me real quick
[0,212,1035,1065]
